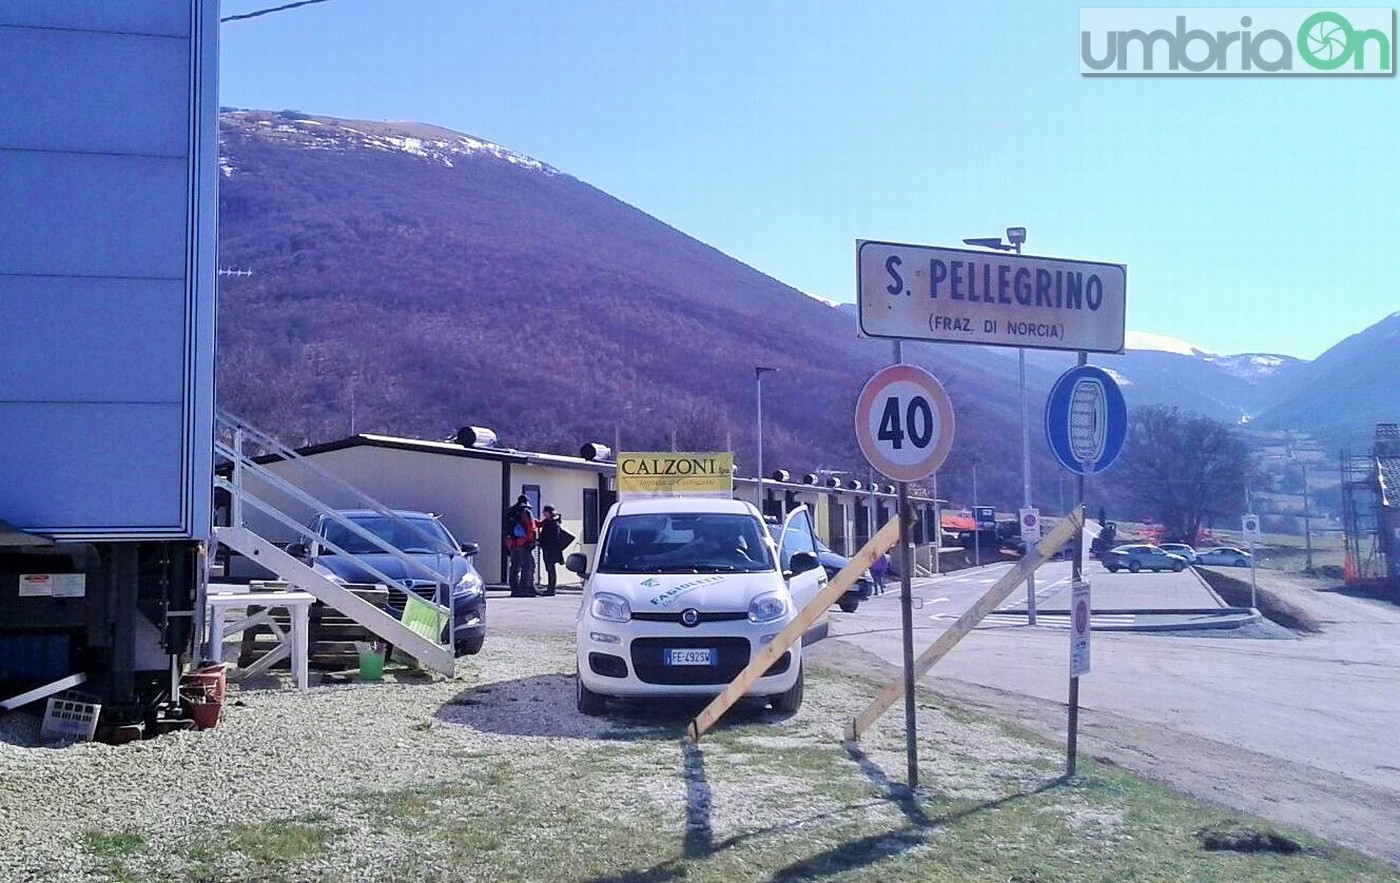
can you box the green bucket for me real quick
[356,643,385,681]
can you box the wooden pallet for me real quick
[237,583,390,670]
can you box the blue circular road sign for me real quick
[1045,365,1127,475]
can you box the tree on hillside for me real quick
[1116,405,1251,542]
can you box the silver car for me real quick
[1195,546,1252,567]
[1103,544,1188,573]
[1158,543,1198,564]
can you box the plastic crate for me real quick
[41,694,101,742]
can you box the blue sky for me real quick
[219,0,1398,360]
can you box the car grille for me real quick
[630,636,790,685]
[631,611,747,626]
[387,580,444,608]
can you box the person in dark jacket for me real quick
[504,495,537,597]
[536,505,574,595]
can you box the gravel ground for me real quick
[0,632,1063,883]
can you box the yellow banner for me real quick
[617,452,734,499]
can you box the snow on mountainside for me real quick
[1125,330,1211,357]
[1125,329,1298,383]
[218,109,561,177]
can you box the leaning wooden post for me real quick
[687,517,903,742]
[845,509,1083,741]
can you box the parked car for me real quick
[1195,546,1252,567]
[1158,543,1199,564]
[1103,544,1188,573]
[570,498,826,716]
[764,521,871,613]
[294,509,487,655]
[814,538,874,613]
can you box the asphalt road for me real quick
[817,561,1400,864]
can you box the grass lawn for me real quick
[69,639,1399,883]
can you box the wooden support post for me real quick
[845,509,1083,741]
[687,517,903,742]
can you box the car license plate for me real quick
[664,648,715,666]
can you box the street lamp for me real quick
[964,228,1032,616]
[755,366,778,517]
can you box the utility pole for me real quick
[755,367,777,517]
[1302,462,1314,572]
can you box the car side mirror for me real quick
[788,550,820,577]
[286,542,309,559]
[565,552,588,576]
[460,542,480,557]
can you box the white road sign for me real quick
[1070,580,1091,677]
[857,240,1127,353]
[1019,508,1041,542]
[855,365,955,483]
[1242,513,1262,544]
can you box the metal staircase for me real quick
[212,411,455,676]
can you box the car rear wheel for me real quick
[576,673,606,716]
[769,664,804,715]
[460,635,484,655]
[1106,565,1119,573]
[1128,561,1141,573]
[838,599,860,614]
[1234,558,1247,567]
[1171,561,1184,572]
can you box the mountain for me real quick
[1251,312,1400,446]
[216,110,1029,504]
[215,110,1398,518]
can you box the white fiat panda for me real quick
[569,497,828,716]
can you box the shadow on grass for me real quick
[748,742,1072,882]
[435,674,793,741]
[582,738,1072,882]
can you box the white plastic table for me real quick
[206,591,316,692]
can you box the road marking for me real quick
[975,612,1137,629]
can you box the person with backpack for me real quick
[503,494,538,597]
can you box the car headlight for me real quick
[453,571,484,597]
[590,592,631,623]
[748,591,788,624]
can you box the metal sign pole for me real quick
[892,339,919,787]
[1249,540,1258,609]
[897,480,918,787]
[1067,349,1087,778]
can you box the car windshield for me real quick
[320,515,458,555]
[598,512,775,573]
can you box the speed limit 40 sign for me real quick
[855,364,955,482]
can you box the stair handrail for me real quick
[216,409,458,563]
[213,440,457,595]
[215,411,465,590]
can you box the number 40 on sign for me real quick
[855,365,956,483]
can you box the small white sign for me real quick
[1242,513,1262,544]
[1019,508,1042,542]
[1070,580,1091,677]
[18,574,53,597]
[19,573,87,598]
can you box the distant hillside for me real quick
[1251,312,1400,448]
[215,111,1032,503]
